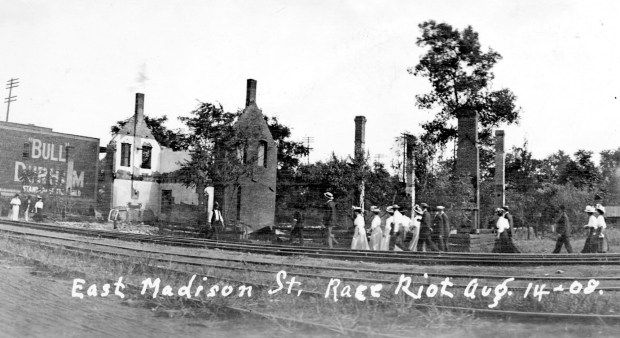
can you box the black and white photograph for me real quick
[1,1,619,337]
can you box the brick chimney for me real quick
[354,116,366,160]
[135,93,145,119]
[246,79,257,107]
[494,130,505,207]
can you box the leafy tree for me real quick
[111,115,187,151]
[599,147,620,204]
[264,116,310,172]
[558,150,599,190]
[409,20,521,172]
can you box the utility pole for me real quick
[5,78,19,122]
[302,136,314,165]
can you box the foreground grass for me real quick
[2,234,620,338]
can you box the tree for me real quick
[111,115,187,151]
[409,20,521,172]
[264,116,311,172]
[558,150,599,190]
[175,102,252,218]
[599,147,620,203]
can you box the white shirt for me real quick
[496,217,510,234]
[35,201,43,210]
[371,215,382,230]
[354,214,365,231]
[596,215,607,230]
[399,215,412,232]
[393,210,404,234]
[585,215,597,228]
[10,197,21,206]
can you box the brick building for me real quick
[217,79,277,231]
[0,121,99,213]
[99,93,214,221]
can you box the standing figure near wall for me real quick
[24,196,31,222]
[33,196,44,222]
[392,205,405,250]
[350,207,369,250]
[434,206,450,251]
[595,204,608,253]
[503,206,514,238]
[323,192,339,248]
[210,202,225,240]
[368,206,383,250]
[581,206,598,253]
[10,194,21,221]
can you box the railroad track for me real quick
[1,219,619,265]
[2,228,620,326]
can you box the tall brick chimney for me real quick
[246,79,257,107]
[135,93,145,119]
[494,130,506,208]
[456,109,480,229]
[354,116,366,160]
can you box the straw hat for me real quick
[584,205,595,213]
[324,192,333,199]
[436,206,445,210]
[420,203,429,209]
[370,206,380,213]
[386,206,394,213]
[392,204,401,210]
[413,205,423,215]
[352,206,362,212]
[595,204,606,214]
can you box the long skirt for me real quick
[11,205,19,221]
[369,228,383,250]
[581,232,598,253]
[351,231,370,250]
[407,225,420,251]
[492,232,520,253]
[598,236,609,253]
[379,234,390,251]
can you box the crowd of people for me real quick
[286,192,613,254]
[7,193,44,222]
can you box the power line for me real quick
[5,78,19,122]
[302,136,314,165]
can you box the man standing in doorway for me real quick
[323,192,339,248]
[552,205,573,253]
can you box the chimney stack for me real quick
[354,116,367,160]
[494,130,506,207]
[246,79,257,107]
[135,93,145,118]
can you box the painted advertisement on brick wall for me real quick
[0,123,99,199]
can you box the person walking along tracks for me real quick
[552,205,573,253]
[323,192,339,248]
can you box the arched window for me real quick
[257,141,268,167]
[141,143,152,169]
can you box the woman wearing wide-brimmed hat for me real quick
[368,206,383,250]
[594,204,608,253]
[581,205,598,253]
[9,194,21,221]
[350,206,369,250]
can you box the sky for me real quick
[1,0,619,166]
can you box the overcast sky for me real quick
[1,0,618,166]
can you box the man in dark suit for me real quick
[417,203,439,252]
[552,205,573,253]
[435,206,450,251]
[502,206,514,238]
[323,192,339,248]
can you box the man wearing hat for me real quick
[433,206,450,251]
[502,206,514,238]
[323,192,339,248]
[552,205,572,253]
[417,203,439,251]
[407,205,423,251]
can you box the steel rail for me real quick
[2,219,619,265]
[3,235,620,325]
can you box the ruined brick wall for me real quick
[223,79,277,230]
[456,110,480,228]
[354,116,366,160]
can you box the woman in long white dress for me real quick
[10,194,21,221]
[380,206,394,250]
[595,204,608,253]
[350,207,370,250]
[407,205,423,251]
[368,206,383,250]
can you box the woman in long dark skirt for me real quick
[581,205,598,253]
[595,204,608,253]
[492,208,520,253]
